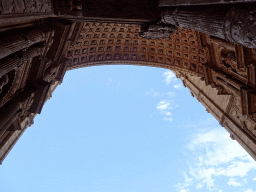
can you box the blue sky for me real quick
[0,65,256,192]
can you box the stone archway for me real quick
[0,17,256,165]
[58,22,256,162]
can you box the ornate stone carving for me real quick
[161,5,256,49]
[220,50,238,73]
[0,0,53,14]
[224,6,256,49]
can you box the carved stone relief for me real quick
[0,0,53,15]
[224,6,256,49]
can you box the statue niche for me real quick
[0,74,9,94]
[220,50,238,74]
[0,70,15,102]
[43,62,59,82]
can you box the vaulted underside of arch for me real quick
[65,23,206,78]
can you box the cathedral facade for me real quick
[0,0,256,164]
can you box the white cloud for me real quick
[244,189,256,192]
[163,70,177,85]
[196,183,203,190]
[147,71,180,122]
[166,112,171,116]
[227,178,243,187]
[186,128,256,189]
[174,83,183,90]
[187,128,255,167]
[253,177,256,181]
[157,100,170,110]
[175,118,256,191]
[146,88,177,123]
[156,99,178,123]
[163,117,173,122]
[176,173,193,191]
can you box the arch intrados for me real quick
[65,23,207,77]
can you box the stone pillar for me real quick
[0,29,47,60]
[161,4,256,48]
[0,46,44,77]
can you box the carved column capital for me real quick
[160,4,256,48]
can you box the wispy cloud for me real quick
[180,189,190,192]
[163,70,184,90]
[166,91,176,98]
[176,173,193,192]
[146,70,182,122]
[145,88,163,97]
[175,118,256,191]
[196,183,203,190]
[145,88,176,98]
[244,189,256,192]
[174,83,183,90]
[156,100,170,110]
[163,70,177,85]
[156,99,178,122]
[253,177,256,181]
[227,178,243,187]
[146,87,178,122]
[163,117,173,122]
